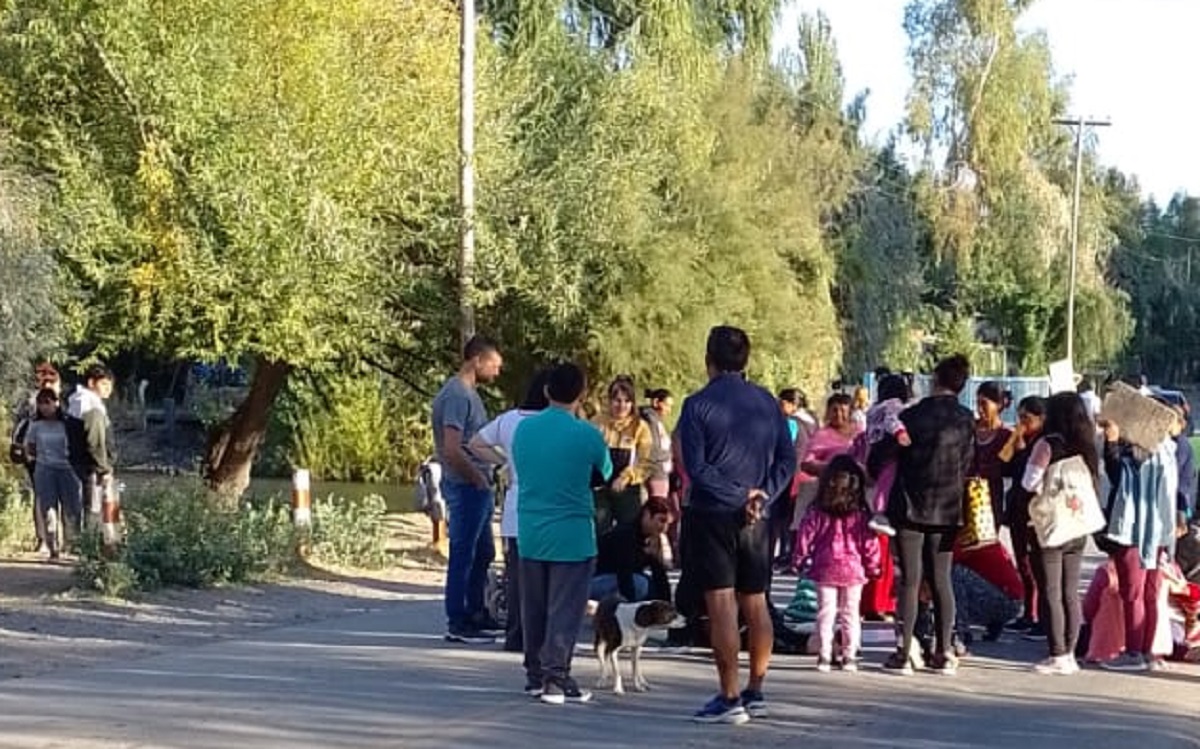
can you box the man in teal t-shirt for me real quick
[513,362,612,706]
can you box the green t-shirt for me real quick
[513,407,613,562]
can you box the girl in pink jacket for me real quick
[792,455,882,672]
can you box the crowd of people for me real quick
[428,326,1200,723]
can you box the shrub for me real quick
[75,483,394,596]
[0,475,37,554]
[259,371,431,483]
[76,482,299,594]
[308,493,390,569]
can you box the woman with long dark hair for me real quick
[1020,392,1098,675]
[884,355,975,676]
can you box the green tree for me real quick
[0,158,61,402]
[0,0,461,495]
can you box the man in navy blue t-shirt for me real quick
[677,326,795,725]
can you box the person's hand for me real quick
[1100,419,1120,443]
[612,473,630,492]
[746,489,767,525]
[867,567,882,580]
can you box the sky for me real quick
[773,0,1200,202]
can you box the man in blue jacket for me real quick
[677,326,796,725]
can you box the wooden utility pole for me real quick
[1054,115,1111,367]
[458,0,477,351]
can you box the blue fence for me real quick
[862,373,1051,424]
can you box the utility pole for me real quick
[1054,115,1111,368]
[458,0,477,351]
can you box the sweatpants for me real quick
[521,557,596,684]
[897,528,955,659]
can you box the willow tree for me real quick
[903,0,1129,371]
[0,0,460,495]
[0,158,61,400]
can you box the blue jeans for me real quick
[588,572,651,602]
[443,480,496,629]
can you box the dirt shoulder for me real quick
[0,512,449,681]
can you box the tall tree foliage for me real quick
[0,0,461,494]
[902,0,1129,372]
[0,158,61,401]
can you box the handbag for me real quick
[957,476,998,549]
[1028,455,1106,548]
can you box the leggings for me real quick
[1031,537,1085,657]
[897,528,955,658]
[1009,504,1040,623]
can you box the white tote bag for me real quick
[1028,455,1107,548]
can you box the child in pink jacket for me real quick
[793,455,882,672]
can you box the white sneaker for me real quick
[1032,655,1073,675]
[868,514,897,537]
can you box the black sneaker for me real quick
[883,650,915,676]
[474,615,506,637]
[1022,624,1048,642]
[540,676,592,705]
[444,625,496,645]
[1005,617,1034,633]
[523,675,544,697]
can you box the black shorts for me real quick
[682,508,770,595]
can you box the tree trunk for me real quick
[204,358,291,498]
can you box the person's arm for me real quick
[677,398,746,508]
[763,410,798,501]
[1177,438,1196,518]
[83,409,112,475]
[860,518,882,578]
[468,416,508,466]
[1021,439,1053,493]
[790,506,821,570]
[439,393,487,487]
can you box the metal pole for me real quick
[458,0,477,351]
[1053,116,1110,367]
[1066,120,1083,367]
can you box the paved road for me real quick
[0,575,1196,749]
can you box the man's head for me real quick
[84,364,115,399]
[545,362,587,409]
[639,496,674,538]
[1077,377,1094,394]
[705,325,750,377]
[932,354,970,396]
[462,334,502,384]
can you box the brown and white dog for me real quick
[593,598,686,695]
